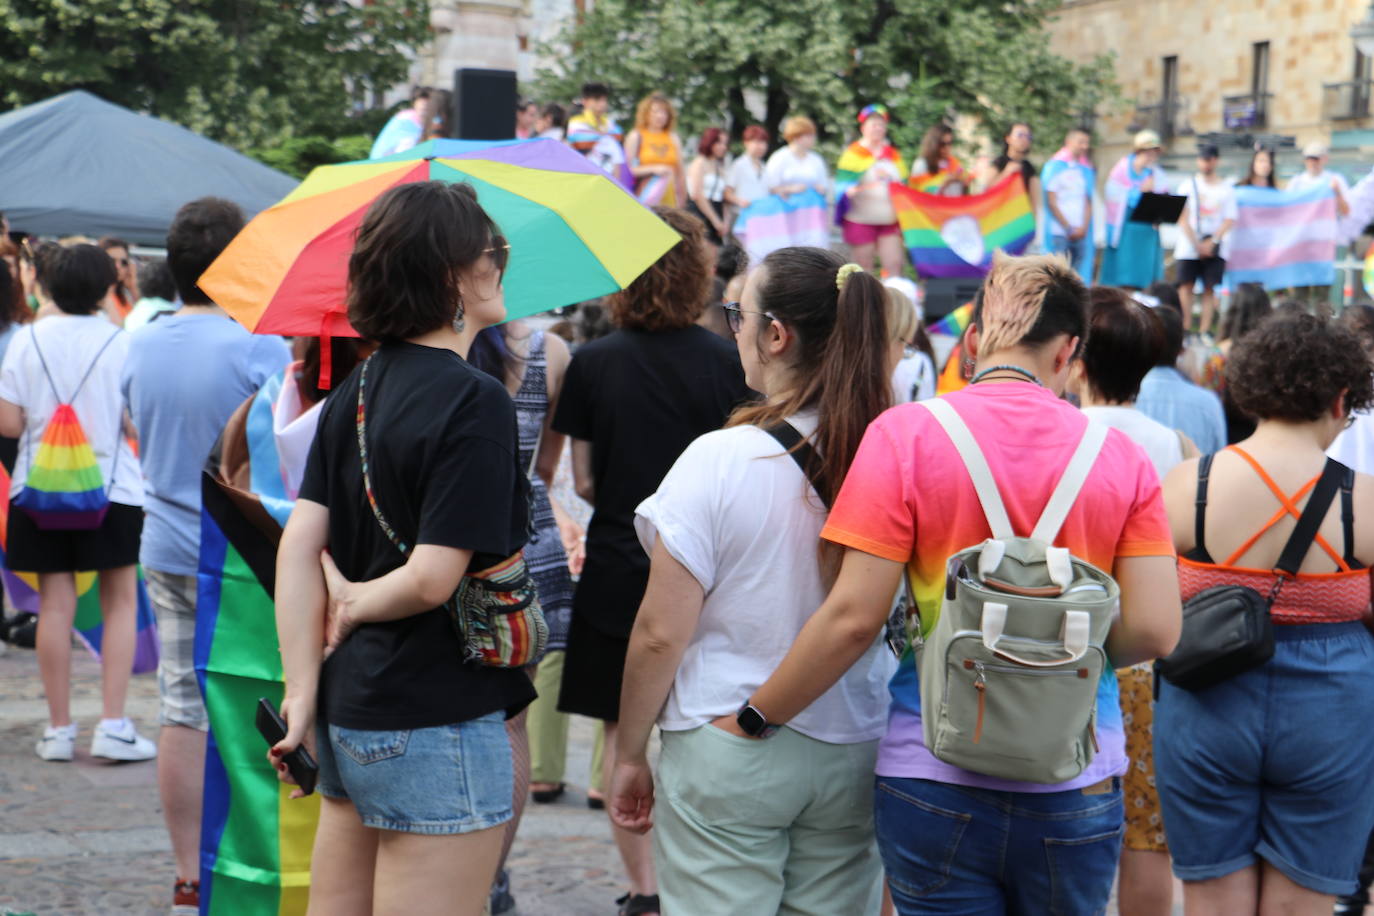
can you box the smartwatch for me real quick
[736,701,780,739]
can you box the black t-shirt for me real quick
[553,326,752,637]
[299,341,536,730]
[994,155,1038,190]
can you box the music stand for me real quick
[1129,192,1188,225]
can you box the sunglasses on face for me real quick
[484,236,510,277]
[721,301,775,335]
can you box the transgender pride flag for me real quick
[733,189,830,268]
[1226,185,1337,290]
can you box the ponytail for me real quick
[727,247,892,507]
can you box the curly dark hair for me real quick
[1227,313,1374,423]
[606,207,710,332]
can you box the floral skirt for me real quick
[1118,664,1168,852]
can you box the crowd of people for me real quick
[5,78,1374,916]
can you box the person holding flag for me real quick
[1040,127,1097,282]
[835,104,909,275]
[566,82,632,188]
[369,88,432,160]
[1100,131,1169,289]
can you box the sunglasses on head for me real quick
[484,236,510,276]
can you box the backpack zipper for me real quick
[973,661,986,744]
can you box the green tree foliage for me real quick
[0,0,429,150]
[532,0,1118,156]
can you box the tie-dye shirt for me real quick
[821,383,1175,792]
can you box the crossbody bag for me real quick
[1155,455,1346,692]
[355,356,547,668]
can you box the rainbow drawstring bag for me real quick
[13,327,122,530]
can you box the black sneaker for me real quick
[489,868,515,915]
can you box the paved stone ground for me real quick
[0,640,1199,915]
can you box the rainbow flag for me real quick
[892,175,1034,278]
[834,141,906,224]
[927,302,973,338]
[1226,185,1337,290]
[733,188,831,268]
[197,371,319,916]
[909,156,967,195]
[0,463,158,671]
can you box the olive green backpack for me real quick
[915,398,1120,784]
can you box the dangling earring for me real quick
[452,297,465,333]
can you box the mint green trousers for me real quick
[654,725,883,915]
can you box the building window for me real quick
[1162,55,1179,138]
[1252,42,1270,97]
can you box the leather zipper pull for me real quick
[973,661,986,744]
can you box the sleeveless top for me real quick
[512,331,575,650]
[637,129,679,170]
[1179,446,1371,625]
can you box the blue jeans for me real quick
[1048,233,1095,283]
[875,776,1123,915]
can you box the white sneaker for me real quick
[91,719,157,761]
[35,724,77,762]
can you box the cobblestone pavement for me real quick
[0,641,1194,915]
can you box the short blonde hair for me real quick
[885,288,919,344]
[782,116,817,143]
[972,252,1088,356]
[634,92,677,133]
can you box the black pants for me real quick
[1340,829,1374,905]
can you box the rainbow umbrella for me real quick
[199,138,681,345]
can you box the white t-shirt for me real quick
[1288,168,1351,198]
[635,414,894,743]
[764,147,829,195]
[0,315,143,506]
[891,352,936,404]
[1329,411,1374,475]
[1047,166,1090,237]
[726,156,771,207]
[1079,405,1184,481]
[1174,174,1239,261]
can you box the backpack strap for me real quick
[28,324,122,404]
[1341,464,1359,568]
[1029,420,1108,544]
[764,422,829,509]
[1190,453,1216,564]
[920,398,1014,540]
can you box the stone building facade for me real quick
[1047,0,1373,180]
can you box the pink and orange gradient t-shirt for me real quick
[821,382,1175,793]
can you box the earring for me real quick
[452,298,465,333]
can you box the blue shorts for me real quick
[316,712,513,835]
[1155,622,1374,895]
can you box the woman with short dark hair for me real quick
[0,243,150,764]
[1158,312,1374,914]
[270,181,534,915]
[552,206,751,916]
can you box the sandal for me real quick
[530,781,565,803]
[587,788,606,810]
[615,892,660,916]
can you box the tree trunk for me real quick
[764,81,790,151]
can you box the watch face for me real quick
[737,705,767,736]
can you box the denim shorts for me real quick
[875,776,1123,915]
[315,712,513,835]
[1155,621,1374,896]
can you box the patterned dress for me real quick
[514,332,575,651]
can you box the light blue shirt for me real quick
[1135,366,1227,456]
[121,313,290,574]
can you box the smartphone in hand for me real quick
[255,698,318,796]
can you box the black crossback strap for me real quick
[1192,452,1215,564]
[1274,457,1346,577]
[764,423,830,510]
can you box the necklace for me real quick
[970,364,1043,387]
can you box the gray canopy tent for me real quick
[0,91,297,246]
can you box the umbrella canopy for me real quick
[0,91,296,245]
[198,138,681,339]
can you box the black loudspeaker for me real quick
[922,278,984,324]
[452,68,518,140]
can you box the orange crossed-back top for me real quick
[1179,447,1371,625]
